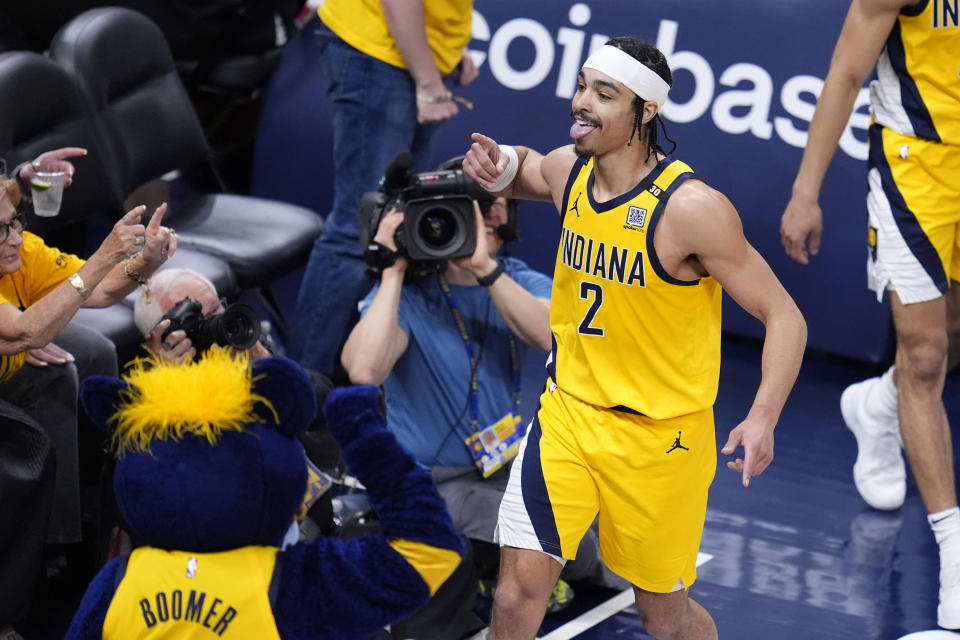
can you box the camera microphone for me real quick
[382,151,414,191]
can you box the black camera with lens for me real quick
[161,297,261,354]
[360,152,493,277]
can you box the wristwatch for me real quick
[477,262,505,287]
[68,272,93,301]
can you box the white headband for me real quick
[581,45,670,107]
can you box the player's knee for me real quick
[637,609,684,640]
[493,574,550,614]
[897,336,948,385]
[634,593,688,640]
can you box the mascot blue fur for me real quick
[66,347,465,639]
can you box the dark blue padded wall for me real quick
[253,0,894,364]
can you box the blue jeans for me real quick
[288,18,449,377]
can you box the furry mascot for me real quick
[66,347,465,639]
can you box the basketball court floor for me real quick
[516,337,960,640]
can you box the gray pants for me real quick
[0,320,117,543]
[433,465,630,590]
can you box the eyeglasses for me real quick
[0,212,25,245]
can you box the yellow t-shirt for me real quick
[0,231,84,381]
[549,158,722,419]
[318,0,472,75]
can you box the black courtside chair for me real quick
[0,51,239,362]
[49,7,324,343]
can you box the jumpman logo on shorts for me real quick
[666,431,689,454]
[569,193,582,217]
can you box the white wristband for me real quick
[486,144,519,192]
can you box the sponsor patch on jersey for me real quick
[625,206,647,229]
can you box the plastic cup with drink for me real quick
[29,159,67,217]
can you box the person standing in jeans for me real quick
[288,0,478,380]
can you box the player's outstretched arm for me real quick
[674,182,807,487]
[464,133,577,207]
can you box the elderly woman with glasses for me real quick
[0,148,177,635]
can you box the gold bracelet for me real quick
[123,258,152,302]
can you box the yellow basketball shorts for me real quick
[496,381,716,593]
[866,124,960,303]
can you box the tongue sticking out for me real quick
[570,121,597,140]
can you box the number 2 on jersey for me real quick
[578,281,604,336]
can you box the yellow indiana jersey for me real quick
[548,157,722,419]
[318,0,471,75]
[871,0,960,144]
[103,547,281,640]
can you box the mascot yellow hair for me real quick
[110,346,276,454]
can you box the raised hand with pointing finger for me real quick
[17,147,88,189]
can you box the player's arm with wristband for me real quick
[464,133,577,208]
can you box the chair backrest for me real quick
[0,51,124,250]
[50,7,218,198]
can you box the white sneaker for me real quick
[939,551,960,629]
[840,377,906,511]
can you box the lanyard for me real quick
[437,271,521,431]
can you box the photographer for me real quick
[133,268,340,532]
[134,268,271,364]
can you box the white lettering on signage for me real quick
[468,4,870,160]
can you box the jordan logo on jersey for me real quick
[666,431,689,454]
[569,193,582,218]
[625,206,647,229]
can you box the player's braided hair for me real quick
[605,37,678,161]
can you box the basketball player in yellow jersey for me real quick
[464,37,807,640]
[781,0,960,629]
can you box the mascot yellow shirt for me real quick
[0,231,84,381]
[104,547,281,640]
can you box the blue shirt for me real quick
[360,257,552,466]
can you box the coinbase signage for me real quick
[468,4,871,160]
[256,0,892,362]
